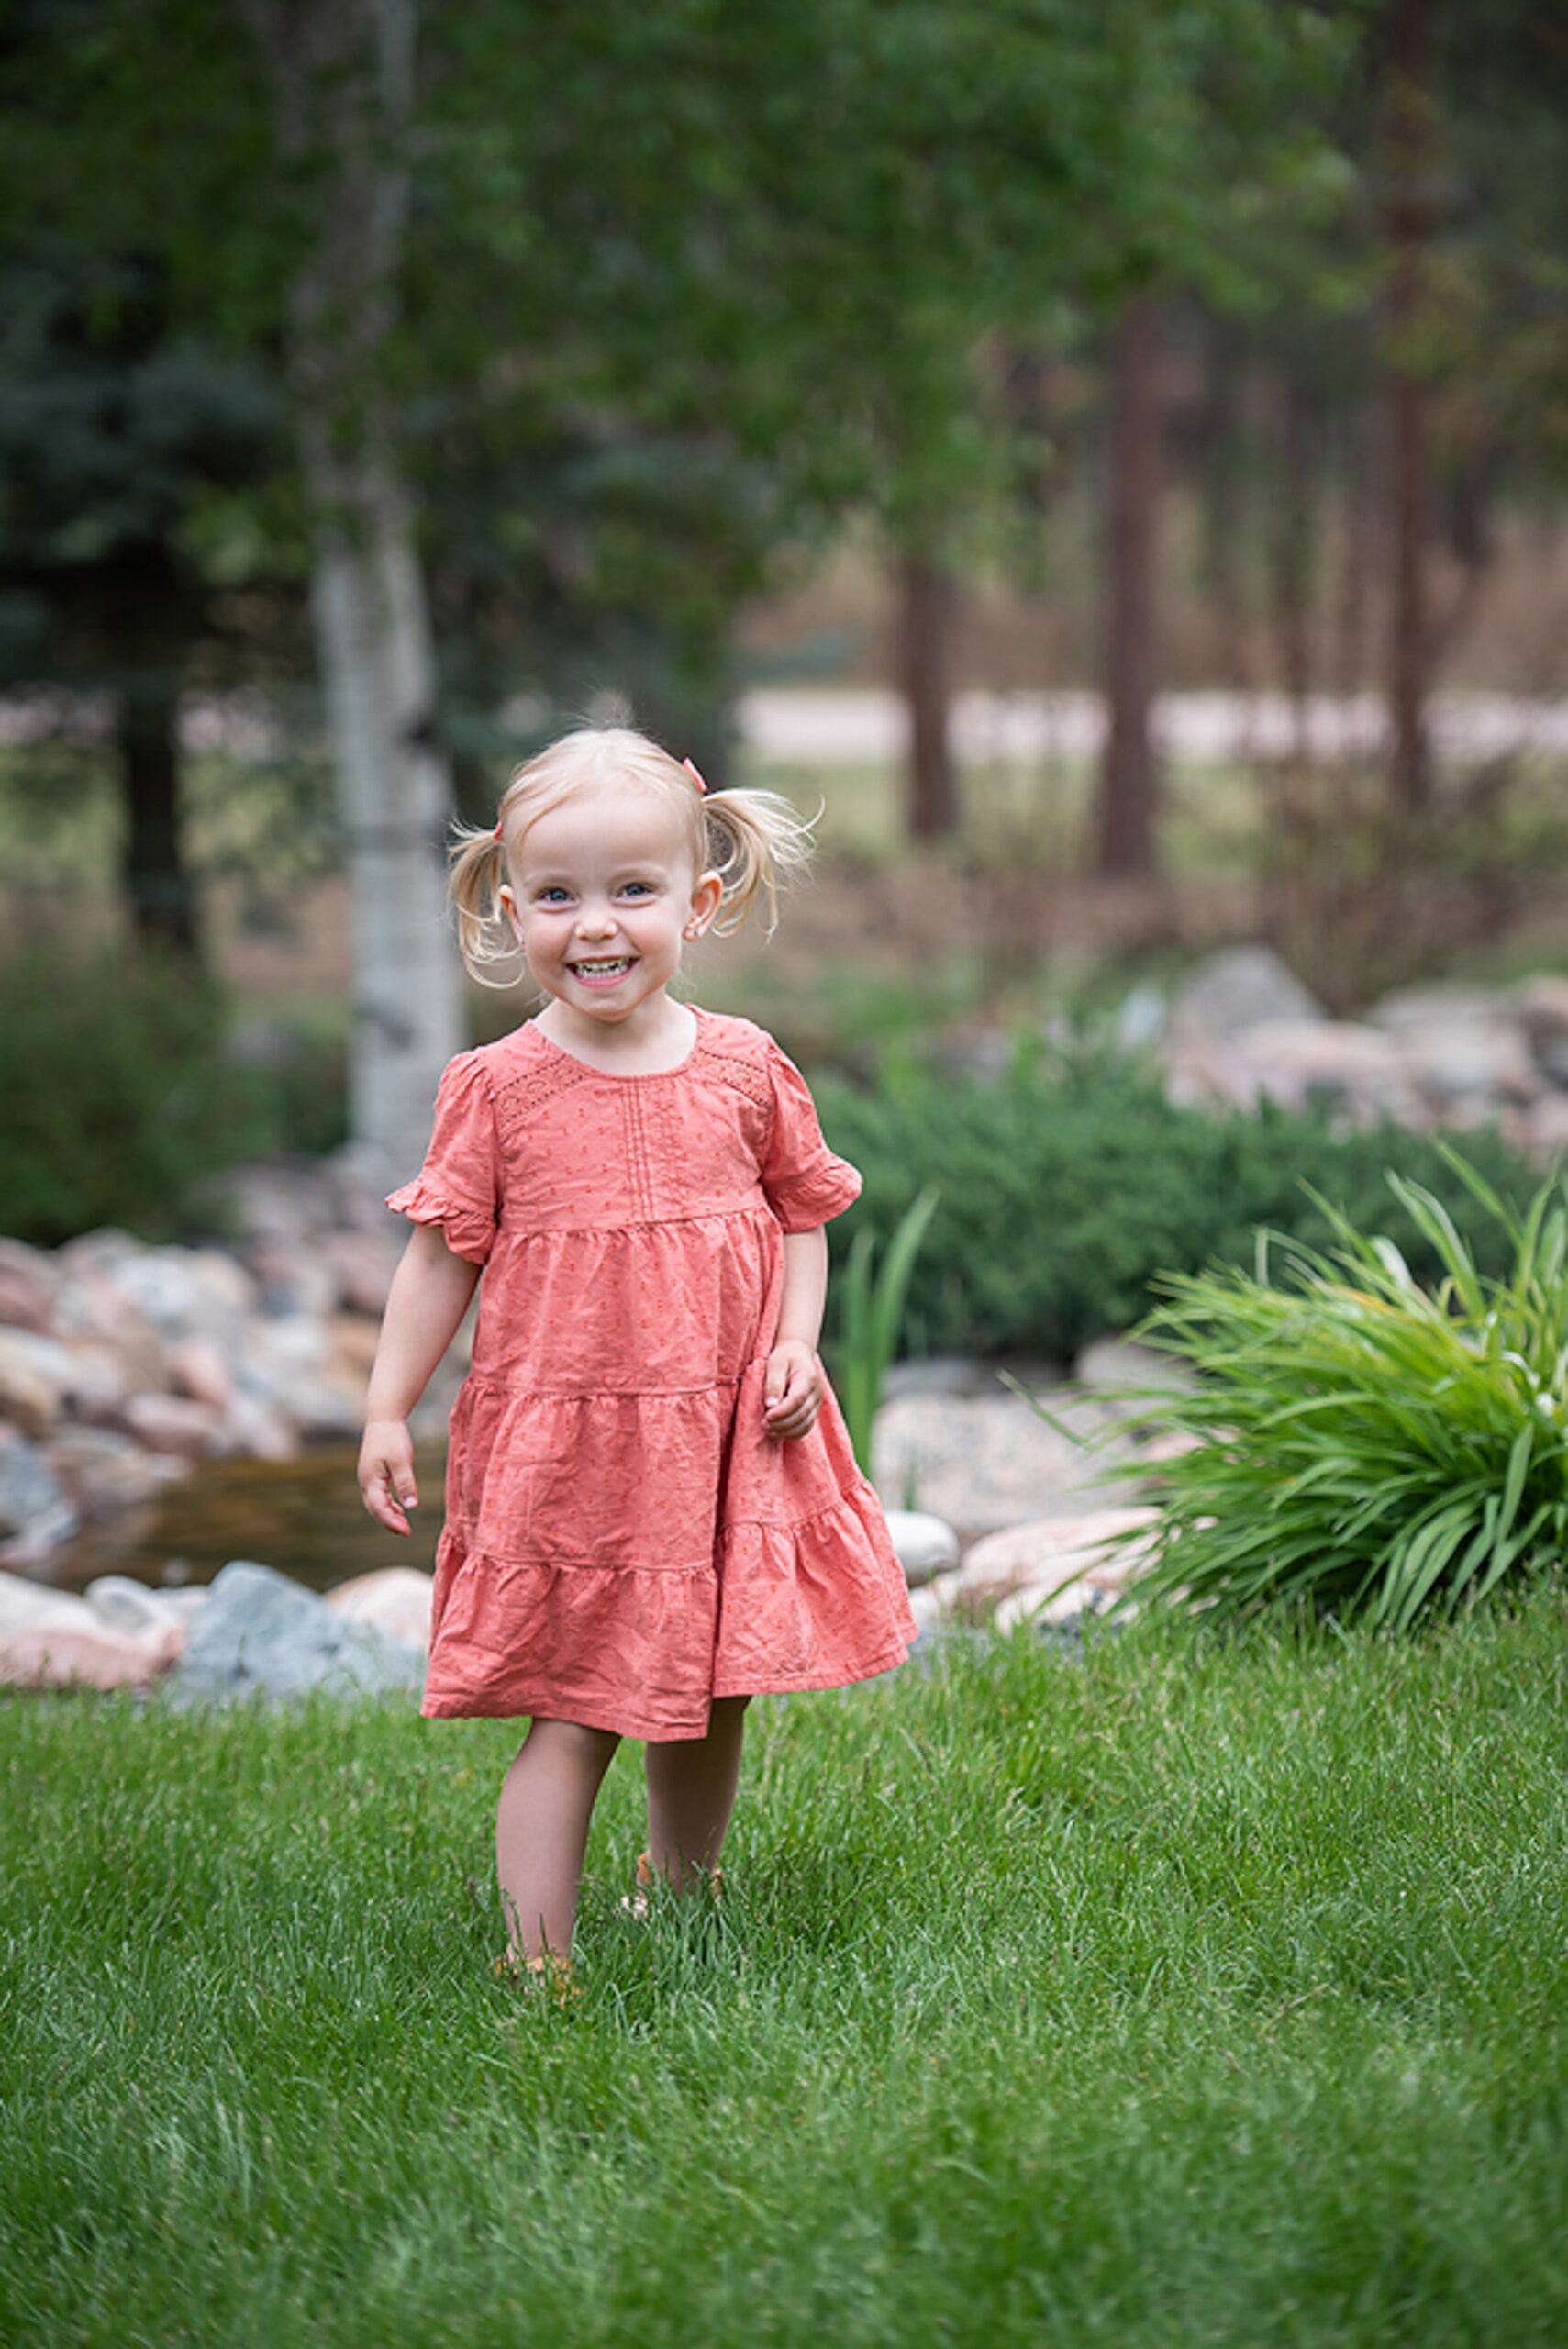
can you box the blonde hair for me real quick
[448,726,818,987]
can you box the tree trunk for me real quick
[118,676,201,960]
[1095,293,1162,876]
[1270,374,1318,764]
[896,544,959,840]
[243,0,462,1183]
[307,445,463,1182]
[1383,0,1437,815]
[1198,316,1251,691]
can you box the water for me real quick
[35,1442,449,1597]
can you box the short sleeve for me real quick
[384,1051,500,1266]
[760,1041,862,1232]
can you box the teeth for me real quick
[572,958,630,975]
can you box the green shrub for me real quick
[0,946,340,1246]
[1118,1154,1568,1628]
[817,1042,1540,1363]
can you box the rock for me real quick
[0,1239,60,1334]
[906,1571,963,1633]
[0,1429,79,1555]
[1073,1337,1197,1419]
[884,1509,961,1588]
[0,1567,182,1685]
[322,1234,398,1319]
[41,1427,185,1517]
[287,1381,365,1444]
[0,1618,181,1691]
[51,1253,171,1392]
[1368,982,1511,1035]
[882,1357,1029,1402]
[960,1507,1162,1624]
[1212,1019,1412,1118]
[872,1389,1138,1542]
[0,1330,66,1437]
[1514,974,1568,1086]
[116,1393,229,1462]
[245,1238,340,1320]
[169,1336,233,1413]
[103,1242,257,1350]
[169,1559,424,1706]
[223,1391,301,1463]
[1517,1092,1568,1159]
[325,1565,434,1652]
[0,1567,94,1633]
[84,1575,206,1639]
[1396,1021,1540,1112]
[235,1312,328,1411]
[1171,946,1326,1046]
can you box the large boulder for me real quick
[0,1330,66,1439]
[0,1238,61,1334]
[1170,946,1327,1046]
[0,1569,180,1687]
[325,1565,434,1653]
[0,1429,79,1557]
[883,1509,961,1588]
[169,1559,424,1707]
[872,1386,1138,1543]
[42,1426,185,1518]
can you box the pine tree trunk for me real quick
[1095,293,1162,876]
[118,677,200,961]
[1384,0,1437,815]
[896,544,958,840]
[243,0,462,1182]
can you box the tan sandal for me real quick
[620,1848,724,1919]
[493,1949,583,2006]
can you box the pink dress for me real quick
[385,1008,917,1740]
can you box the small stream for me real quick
[33,1442,450,1597]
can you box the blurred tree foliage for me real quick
[0,245,291,958]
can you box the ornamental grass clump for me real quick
[1125,1152,1568,1630]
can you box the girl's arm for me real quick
[358,1221,482,1533]
[763,1225,828,1442]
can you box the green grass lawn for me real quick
[5,1597,1568,2347]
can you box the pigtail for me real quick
[447,815,521,988]
[701,787,819,937]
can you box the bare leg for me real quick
[643,1695,751,1890]
[495,1717,620,1959]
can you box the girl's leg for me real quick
[643,1695,751,1890]
[495,1717,620,1959]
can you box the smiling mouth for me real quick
[568,957,634,979]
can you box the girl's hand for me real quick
[762,1341,823,1442]
[359,1417,419,1535]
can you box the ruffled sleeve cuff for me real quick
[760,1038,863,1231]
[766,1155,862,1233]
[384,1174,497,1266]
[384,1050,500,1265]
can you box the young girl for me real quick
[357,726,916,1984]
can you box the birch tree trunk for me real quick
[242,0,461,1184]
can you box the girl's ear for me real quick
[684,870,724,940]
[497,883,526,945]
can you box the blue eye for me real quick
[620,882,653,898]
[536,887,573,905]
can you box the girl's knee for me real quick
[524,1716,621,1771]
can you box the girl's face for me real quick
[497,784,721,1035]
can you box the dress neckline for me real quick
[522,1004,708,1081]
